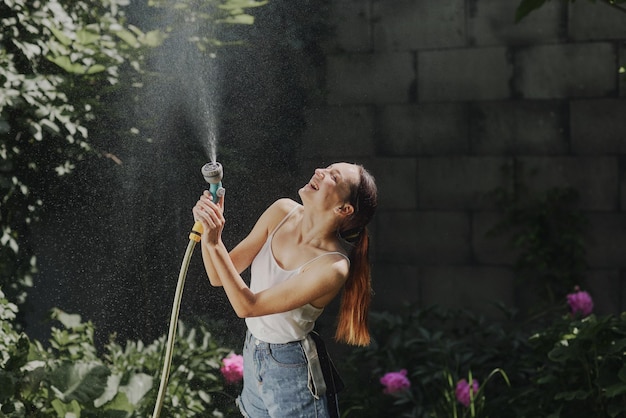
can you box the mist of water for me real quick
[160,14,220,165]
[200,96,217,163]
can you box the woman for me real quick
[192,162,377,417]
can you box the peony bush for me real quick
[221,353,244,384]
[3,283,626,418]
[380,369,411,394]
[567,287,594,317]
[339,288,626,418]
[455,378,479,408]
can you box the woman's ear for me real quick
[337,203,354,217]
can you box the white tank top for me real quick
[245,205,350,343]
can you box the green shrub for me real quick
[339,298,626,418]
[512,312,626,417]
[338,304,521,418]
[0,289,242,417]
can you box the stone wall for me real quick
[298,0,626,317]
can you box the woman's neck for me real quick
[298,205,340,248]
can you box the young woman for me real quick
[192,162,377,417]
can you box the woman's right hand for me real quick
[192,190,226,246]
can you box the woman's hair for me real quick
[335,165,377,346]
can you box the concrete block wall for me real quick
[298,0,626,316]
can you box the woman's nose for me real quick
[315,168,325,177]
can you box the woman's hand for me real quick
[192,190,225,246]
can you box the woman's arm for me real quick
[196,195,348,317]
[207,243,349,318]
[192,194,294,286]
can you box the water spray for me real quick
[152,161,224,418]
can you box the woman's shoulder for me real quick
[270,198,301,215]
[258,198,301,233]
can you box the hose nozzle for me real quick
[201,161,225,204]
[190,161,225,242]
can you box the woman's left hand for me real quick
[192,190,225,246]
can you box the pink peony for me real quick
[455,378,479,407]
[567,287,593,317]
[380,369,411,394]
[220,353,244,384]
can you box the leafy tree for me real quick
[0,0,264,313]
[0,0,162,309]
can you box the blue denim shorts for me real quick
[235,331,330,418]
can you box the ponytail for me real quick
[334,164,377,346]
[335,229,372,346]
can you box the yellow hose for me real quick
[152,221,203,418]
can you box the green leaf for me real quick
[46,55,86,74]
[0,119,10,134]
[141,30,167,47]
[606,338,626,355]
[48,26,73,46]
[40,118,61,134]
[51,399,82,417]
[217,14,255,25]
[86,64,107,74]
[219,0,268,10]
[120,373,153,406]
[53,309,83,329]
[114,29,140,47]
[554,389,590,400]
[608,400,626,418]
[0,370,15,402]
[76,28,101,46]
[536,374,557,385]
[547,344,574,363]
[4,334,30,371]
[94,374,121,408]
[49,361,110,404]
[102,391,133,413]
[605,382,626,398]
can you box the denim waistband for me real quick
[245,329,327,399]
[245,329,301,348]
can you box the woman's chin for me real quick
[298,187,312,201]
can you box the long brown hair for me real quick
[335,165,377,346]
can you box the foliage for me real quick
[0,0,160,308]
[0,0,266,312]
[0,289,241,417]
[339,300,626,418]
[338,305,523,418]
[515,0,626,22]
[512,312,626,417]
[487,165,588,309]
[147,0,268,52]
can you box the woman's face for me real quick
[299,162,360,211]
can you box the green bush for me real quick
[0,289,242,417]
[338,305,521,418]
[339,297,626,418]
[514,312,626,417]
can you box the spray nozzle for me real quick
[201,161,223,184]
[201,161,225,203]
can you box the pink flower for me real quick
[455,378,479,407]
[380,369,411,394]
[567,287,593,317]
[220,353,244,384]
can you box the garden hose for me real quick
[151,221,203,418]
[152,161,224,418]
